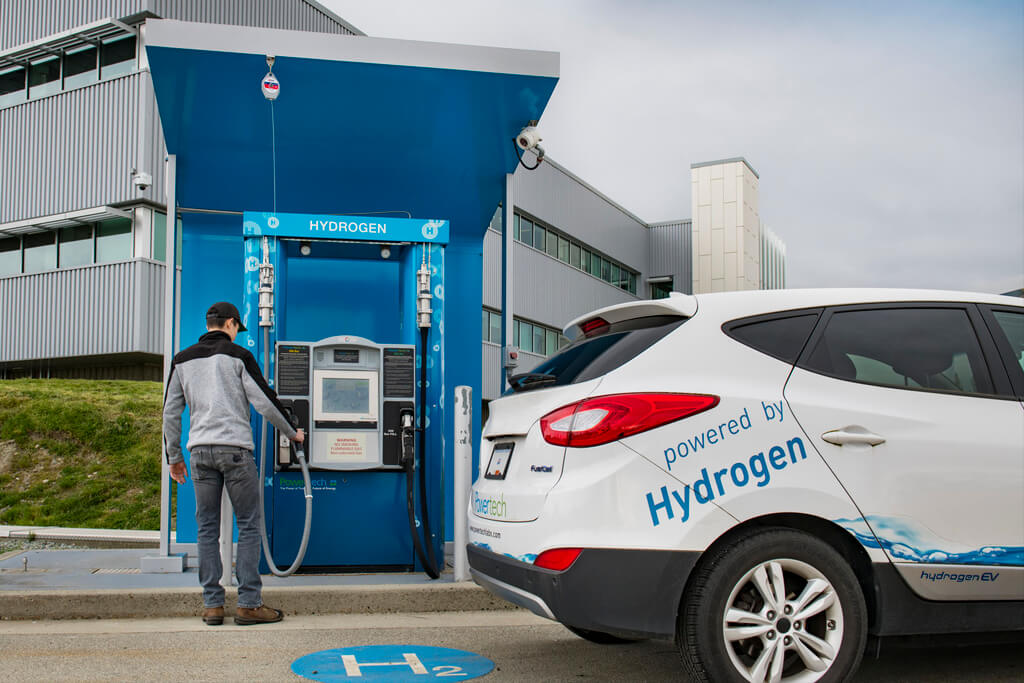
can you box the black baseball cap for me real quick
[206,301,247,332]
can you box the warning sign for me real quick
[323,433,367,462]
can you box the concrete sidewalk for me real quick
[0,525,509,621]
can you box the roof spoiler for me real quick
[563,292,698,340]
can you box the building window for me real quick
[59,225,94,268]
[482,308,502,343]
[545,231,559,259]
[569,242,581,269]
[22,232,56,272]
[63,45,98,88]
[533,224,546,251]
[28,57,61,98]
[651,279,673,299]
[0,67,26,107]
[513,214,520,241]
[99,35,137,78]
[520,217,533,246]
[95,218,132,262]
[0,237,20,276]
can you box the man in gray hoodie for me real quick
[163,301,304,626]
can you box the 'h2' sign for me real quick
[291,645,494,681]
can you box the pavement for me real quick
[0,525,514,621]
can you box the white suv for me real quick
[468,289,1023,683]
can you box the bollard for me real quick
[453,385,473,582]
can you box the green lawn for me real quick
[0,379,165,530]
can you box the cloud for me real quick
[326,0,1023,292]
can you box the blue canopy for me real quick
[145,19,559,236]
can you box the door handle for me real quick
[821,426,886,447]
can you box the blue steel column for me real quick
[500,173,514,391]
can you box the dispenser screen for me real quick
[322,378,370,414]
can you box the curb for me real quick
[0,583,519,621]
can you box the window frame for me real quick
[722,307,823,364]
[795,302,1015,400]
[978,304,1024,399]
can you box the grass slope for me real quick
[0,379,164,530]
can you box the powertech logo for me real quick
[473,492,507,519]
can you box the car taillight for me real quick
[579,317,609,337]
[534,548,582,571]
[540,393,719,447]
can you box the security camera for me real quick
[516,126,542,151]
[132,171,152,192]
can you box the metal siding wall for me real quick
[482,228,502,309]
[481,342,500,400]
[0,260,165,362]
[482,226,638,332]
[481,343,545,401]
[1,1,355,51]
[513,161,649,280]
[151,0,356,34]
[514,240,637,329]
[0,1,147,50]
[0,75,139,223]
[649,220,693,295]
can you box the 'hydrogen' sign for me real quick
[243,211,449,244]
[291,645,494,681]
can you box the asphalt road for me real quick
[0,611,1019,681]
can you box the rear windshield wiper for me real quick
[508,372,557,392]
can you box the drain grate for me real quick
[91,567,142,574]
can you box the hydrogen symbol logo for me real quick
[292,645,493,681]
[267,216,280,229]
[247,338,255,347]
[421,220,442,240]
[245,256,260,272]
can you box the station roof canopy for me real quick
[145,20,559,241]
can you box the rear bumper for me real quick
[467,544,701,639]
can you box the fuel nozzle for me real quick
[400,408,416,467]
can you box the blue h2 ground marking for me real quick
[292,645,494,681]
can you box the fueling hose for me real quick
[404,251,441,579]
[257,329,313,576]
[255,239,312,576]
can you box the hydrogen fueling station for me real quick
[141,19,558,577]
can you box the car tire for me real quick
[565,625,644,644]
[677,527,866,683]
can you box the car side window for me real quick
[724,312,820,363]
[991,310,1024,374]
[802,307,994,396]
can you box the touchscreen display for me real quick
[322,378,370,414]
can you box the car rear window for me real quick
[505,315,686,394]
[723,311,821,363]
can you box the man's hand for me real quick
[169,461,187,484]
[292,429,305,444]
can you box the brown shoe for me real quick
[202,606,224,625]
[234,604,284,625]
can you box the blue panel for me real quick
[175,212,248,544]
[282,251,402,344]
[442,235,484,541]
[147,47,557,243]
[272,472,412,568]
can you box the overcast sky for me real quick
[324,0,1023,293]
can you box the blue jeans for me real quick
[190,446,263,609]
